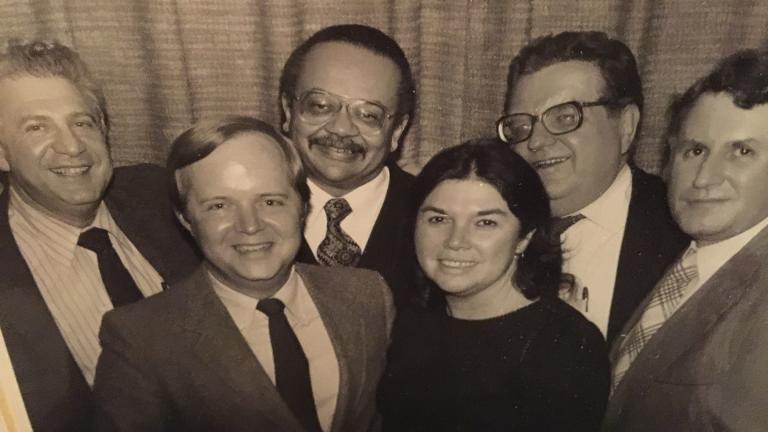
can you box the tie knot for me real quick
[324,198,352,222]
[257,298,286,317]
[550,214,585,238]
[78,227,111,252]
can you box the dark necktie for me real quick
[257,298,322,432]
[317,198,362,266]
[551,214,586,238]
[77,227,144,307]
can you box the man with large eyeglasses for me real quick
[498,31,689,346]
[279,24,416,306]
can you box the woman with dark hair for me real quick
[378,139,609,431]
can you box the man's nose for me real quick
[52,125,87,156]
[324,105,358,136]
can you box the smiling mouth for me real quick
[532,157,569,170]
[438,259,477,269]
[233,243,272,254]
[50,166,91,176]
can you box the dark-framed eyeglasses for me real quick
[496,99,614,145]
[293,89,395,134]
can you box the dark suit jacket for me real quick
[0,165,199,432]
[606,168,689,344]
[603,225,768,431]
[296,163,415,306]
[93,263,395,432]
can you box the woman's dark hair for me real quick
[410,138,563,308]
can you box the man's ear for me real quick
[174,210,194,237]
[619,104,640,155]
[280,93,293,134]
[0,143,10,172]
[389,114,410,153]
[515,229,535,255]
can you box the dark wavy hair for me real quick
[663,49,768,167]
[410,138,563,308]
[278,24,416,127]
[504,31,643,115]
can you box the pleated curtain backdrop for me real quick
[1,0,767,174]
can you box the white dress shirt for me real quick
[211,267,340,432]
[8,187,164,385]
[0,327,33,432]
[304,167,390,258]
[560,165,632,336]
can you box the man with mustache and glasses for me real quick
[0,40,198,430]
[279,24,416,306]
[604,48,768,431]
[498,31,688,345]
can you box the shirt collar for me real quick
[695,215,768,286]
[574,164,632,233]
[308,166,389,213]
[209,266,315,330]
[8,185,116,264]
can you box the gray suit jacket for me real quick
[603,225,768,431]
[93,263,395,432]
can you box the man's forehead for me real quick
[681,92,768,145]
[509,60,606,112]
[0,75,94,116]
[296,41,401,105]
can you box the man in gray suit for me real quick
[93,116,394,432]
[604,49,768,431]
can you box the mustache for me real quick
[308,134,366,155]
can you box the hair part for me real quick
[167,115,310,218]
[0,39,108,133]
[409,138,563,308]
[504,31,643,115]
[278,24,416,127]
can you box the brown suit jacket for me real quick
[93,263,395,432]
[603,225,768,431]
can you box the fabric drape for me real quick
[2,0,766,174]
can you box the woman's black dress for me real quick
[378,297,610,431]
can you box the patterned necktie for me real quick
[257,298,322,432]
[612,247,698,388]
[317,198,362,266]
[77,227,144,307]
[551,214,586,238]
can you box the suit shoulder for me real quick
[106,164,173,211]
[296,263,391,303]
[388,163,416,187]
[102,280,190,332]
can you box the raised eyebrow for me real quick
[260,193,289,199]
[419,205,446,215]
[310,87,389,109]
[17,114,51,127]
[476,209,508,217]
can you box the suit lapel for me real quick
[177,267,304,431]
[0,187,91,430]
[359,164,410,268]
[613,226,768,399]
[609,169,689,344]
[297,264,366,432]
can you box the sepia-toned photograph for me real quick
[1,1,767,430]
